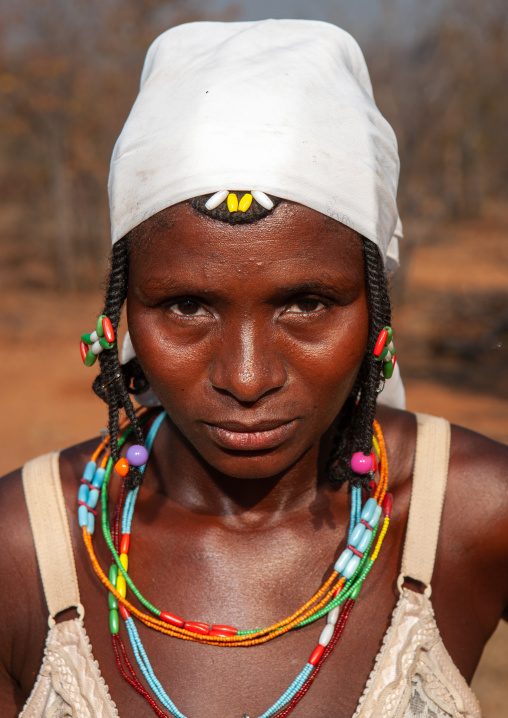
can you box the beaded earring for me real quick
[374,326,396,379]
[80,315,115,367]
[350,327,393,476]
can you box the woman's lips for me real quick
[204,420,297,451]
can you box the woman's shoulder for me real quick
[378,405,508,562]
[0,439,102,613]
[380,406,508,617]
[0,436,103,510]
[0,438,102,708]
[378,405,508,489]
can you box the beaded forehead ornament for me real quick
[205,190,274,213]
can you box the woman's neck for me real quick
[140,415,347,527]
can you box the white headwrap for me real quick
[111,19,405,408]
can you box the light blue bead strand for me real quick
[92,467,106,489]
[368,504,382,528]
[78,484,89,504]
[334,548,353,574]
[354,486,361,526]
[122,411,167,535]
[343,553,361,579]
[83,460,96,482]
[258,664,313,718]
[349,522,366,548]
[360,497,378,523]
[124,616,313,718]
[78,504,88,528]
[356,528,373,554]
[125,617,187,718]
[87,487,100,509]
[348,487,361,542]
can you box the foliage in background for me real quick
[369,0,508,220]
[0,0,506,288]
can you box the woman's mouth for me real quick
[203,419,298,451]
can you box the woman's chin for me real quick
[195,440,316,481]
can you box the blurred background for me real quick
[1,0,507,713]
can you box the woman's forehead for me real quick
[131,201,362,245]
[129,201,364,274]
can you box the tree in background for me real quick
[0,0,506,288]
[0,0,237,288]
[369,0,508,220]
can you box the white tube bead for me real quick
[251,190,274,210]
[318,623,335,647]
[327,606,340,625]
[205,190,228,210]
[90,331,98,343]
[91,340,103,355]
[384,350,392,361]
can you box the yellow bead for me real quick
[120,553,129,572]
[238,193,253,212]
[116,574,127,598]
[227,193,238,212]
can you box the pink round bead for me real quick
[350,452,374,474]
[125,444,149,467]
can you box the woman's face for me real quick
[127,201,368,480]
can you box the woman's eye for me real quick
[168,300,207,316]
[286,298,326,314]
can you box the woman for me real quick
[1,19,507,718]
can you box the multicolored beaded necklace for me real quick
[79,407,392,717]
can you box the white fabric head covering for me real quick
[113,19,405,409]
[108,19,401,272]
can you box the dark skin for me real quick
[1,202,507,717]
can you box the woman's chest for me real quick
[77,532,402,718]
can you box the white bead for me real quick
[205,190,228,210]
[251,190,274,210]
[318,623,334,647]
[327,606,340,625]
[384,350,392,361]
[91,340,103,355]
[90,331,98,342]
[387,341,394,352]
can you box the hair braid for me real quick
[92,239,145,490]
[327,238,391,487]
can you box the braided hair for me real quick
[93,192,390,489]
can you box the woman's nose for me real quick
[209,321,287,403]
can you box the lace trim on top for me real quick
[19,618,118,718]
[352,589,482,718]
[20,589,482,718]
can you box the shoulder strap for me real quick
[22,452,82,625]
[398,413,451,597]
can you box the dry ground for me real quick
[1,203,507,714]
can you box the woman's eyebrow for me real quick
[278,281,341,294]
[137,277,211,294]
